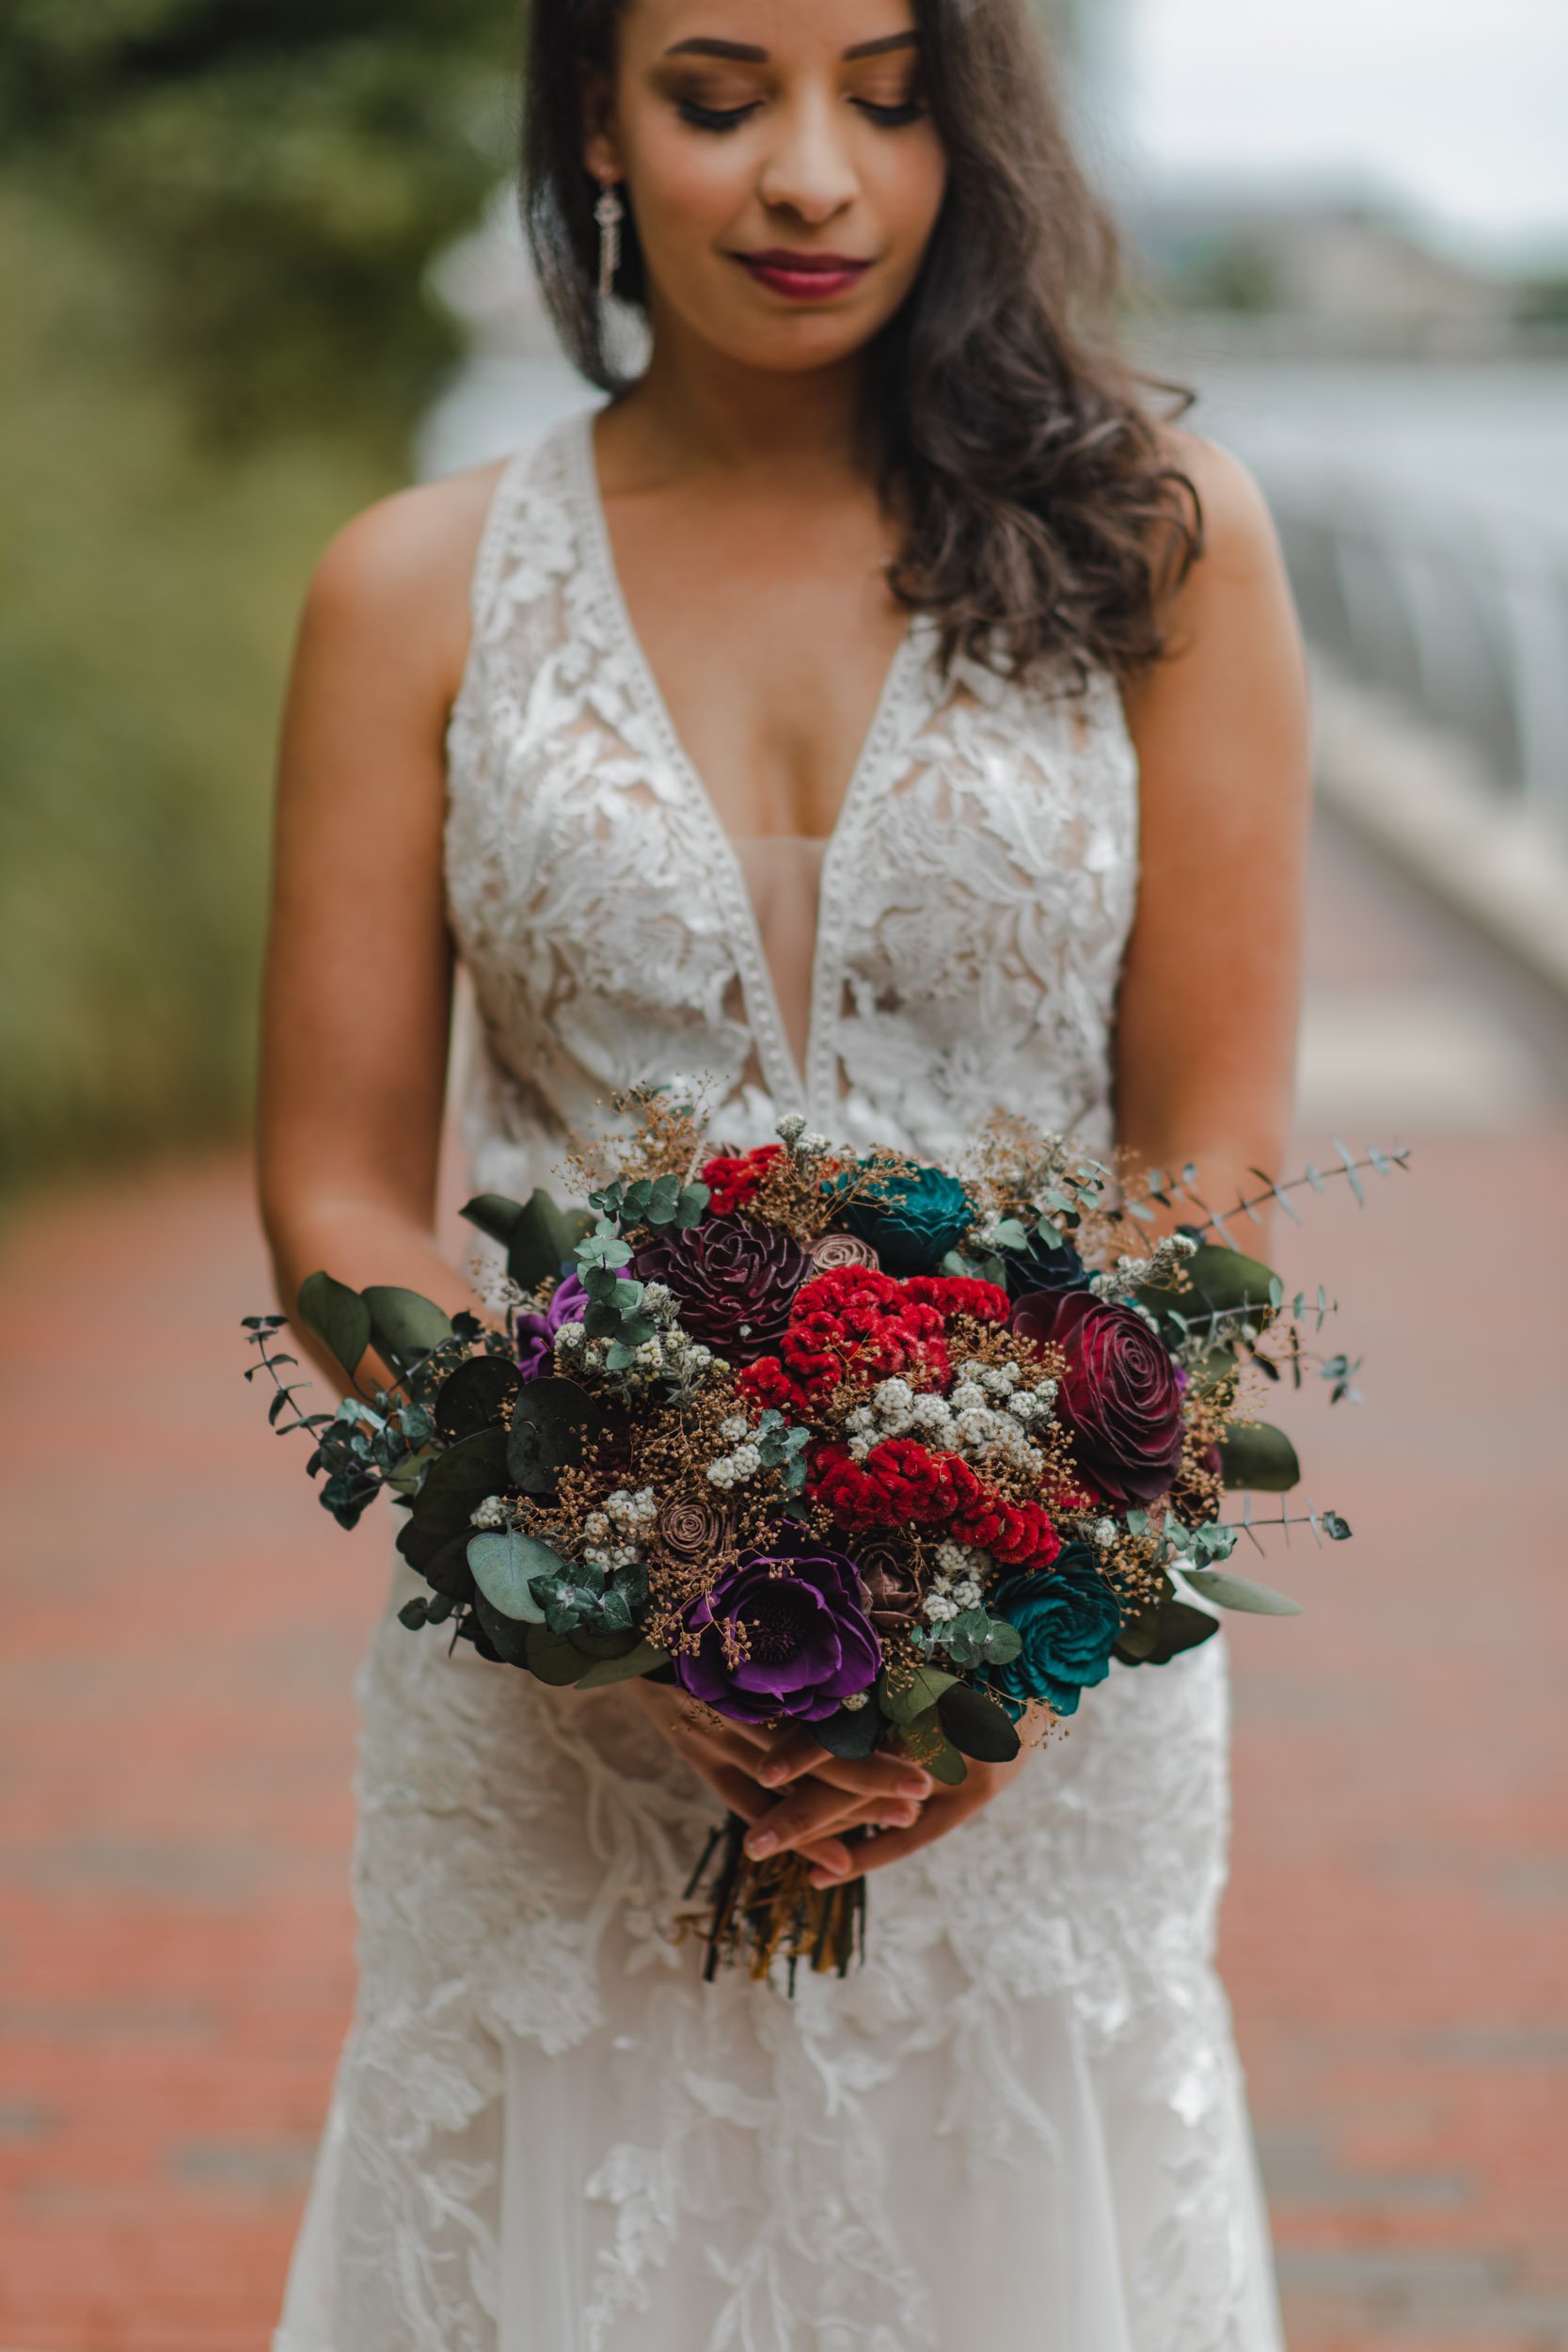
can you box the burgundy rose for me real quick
[513,1271,587,1382]
[674,1529,880,1725]
[634,1216,809,1367]
[1014,1289,1184,1506]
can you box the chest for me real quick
[595,474,911,843]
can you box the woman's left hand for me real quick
[742,1708,1049,1887]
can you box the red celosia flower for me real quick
[736,1264,952,1414]
[700,1144,784,1216]
[808,1438,986,1529]
[901,1274,1011,1325]
[953,1497,1061,1569]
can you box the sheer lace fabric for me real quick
[275,407,1284,2352]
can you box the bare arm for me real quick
[1115,435,1312,1226]
[256,465,503,1387]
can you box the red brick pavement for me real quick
[2,854,1566,2347]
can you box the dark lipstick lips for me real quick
[735,249,873,300]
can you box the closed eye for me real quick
[677,96,928,133]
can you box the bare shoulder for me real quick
[299,457,511,705]
[1156,425,1285,588]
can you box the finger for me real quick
[753,1728,932,1803]
[808,1794,976,1885]
[745,1780,925,1863]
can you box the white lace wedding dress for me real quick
[275,405,1285,2352]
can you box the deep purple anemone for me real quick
[674,1528,880,1726]
[513,1271,588,1382]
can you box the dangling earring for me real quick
[594,181,624,300]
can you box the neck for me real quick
[607,307,878,490]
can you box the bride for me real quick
[258,0,1309,2343]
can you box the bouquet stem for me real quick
[684,1812,867,1989]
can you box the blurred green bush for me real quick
[0,5,515,1201]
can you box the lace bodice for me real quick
[443,406,1139,1199]
[276,406,1281,2352]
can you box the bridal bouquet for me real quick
[245,1097,1402,1980]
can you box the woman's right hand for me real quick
[626,1678,932,1880]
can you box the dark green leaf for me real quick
[1113,1597,1220,1666]
[407,1424,510,1534]
[1217,1420,1301,1493]
[459,1193,525,1248]
[526,1624,594,1685]
[435,1355,521,1439]
[574,1640,671,1690]
[506,1378,611,1494]
[1137,1242,1278,1338]
[569,1626,642,1660]
[811,1701,888,1759]
[397,1596,430,1630]
[361,1286,454,1371]
[471,1590,533,1666]
[296,1271,372,1381]
[498,1191,595,1292]
[1322,1510,1353,1541]
[937,1682,1021,1762]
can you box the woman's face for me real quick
[584,0,947,375]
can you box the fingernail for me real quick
[745,1829,778,1859]
[880,1804,918,1829]
[898,1772,932,1798]
[811,1861,847,1884]
[758,1763,786,1787]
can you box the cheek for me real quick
[627,126,751,253]
[868,130,947,257]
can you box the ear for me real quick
[579,69,622,185]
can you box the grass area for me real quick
[0,179,399,1200]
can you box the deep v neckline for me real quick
[568,406,929,1116]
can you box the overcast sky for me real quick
[1113,0,1568,262]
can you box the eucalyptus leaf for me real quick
[467,1529,560,1622]
[361,1285,454,1371]
[1181,1567,1303,1616]
[878,1662,958,1726]
[674,1184,711,1228]
[296,1271,372,1382]
[1217,1421,1301,1493]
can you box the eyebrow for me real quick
[663,32,919,61]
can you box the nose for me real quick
[755,88,859,226]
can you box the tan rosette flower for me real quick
[853,1539,923,1636]
[654,1494,733,1569]
[807,1232,881,1275]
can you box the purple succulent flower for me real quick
[674,1527,880,1726]
[514,1271,588,1382]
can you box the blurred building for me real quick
[1134,184,1517,358]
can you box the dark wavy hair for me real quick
[521,0,1203,691]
